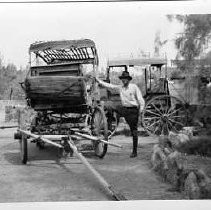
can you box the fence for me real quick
[0,100,26,123]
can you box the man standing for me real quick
[96,70,145,158]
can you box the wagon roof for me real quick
[29,39,98,65]
[29,39,96,52]
[107,58,167,67]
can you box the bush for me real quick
[177,136,211,157]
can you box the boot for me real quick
[130,152,137,158]
[130,135,138,158]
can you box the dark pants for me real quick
[116,105,139,154]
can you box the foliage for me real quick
[177,136,211,157]
[153,31,168,57]
[167,15,211,70]
[0,56,27,100]
[170,69,184,79]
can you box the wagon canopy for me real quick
[107,58,166,68]
[29,39,98,65]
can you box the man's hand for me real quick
[84,75,98,83]
[84,74,93,81]
[95,77,100,84]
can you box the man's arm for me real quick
[96,78,119,90]
[135,86,145,111]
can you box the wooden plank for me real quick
[25,76,86,106]
[31,63,80,71]
[67,140,127,201]
[108,58,166,67]
[74,132,123,148]
[32,101,88,111]
[0,125,18,129]
[18,129,64,148]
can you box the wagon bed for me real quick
[25,75,87,112]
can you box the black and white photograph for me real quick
[0,0,211,208]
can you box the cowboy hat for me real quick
[119,71,132,80]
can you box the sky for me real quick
[0,0,211,68]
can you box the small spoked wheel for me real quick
[19,134,28,164]
[142,95,188,136]
[105,109,119,138]
[91,106,108,158]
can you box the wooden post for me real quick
[74,132,123,148]
[18,129,63,148]
[0,125,18,129]
[67,139,127,201]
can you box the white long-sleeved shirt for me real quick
[99,80,145,111]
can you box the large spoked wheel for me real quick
[19,134,28,164]
[105,109,120,138]
[91,106,108,158]
[142,95,188,136]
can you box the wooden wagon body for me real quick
[170,59,211,106]
[24,39,99,113]
[15,39,115,162]
[169,60,211,127]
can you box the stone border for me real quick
[151,132,211,199]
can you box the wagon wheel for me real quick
[142,95,188,136]
[105,109,120,138]
[91,106,108,158]
[19,134,28,164]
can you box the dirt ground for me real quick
[0,108,185,202]
[0,115,185,202]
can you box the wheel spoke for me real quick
[146,125,157,134]
[145,109,161,117]
[169,115,185,119]
[168,119,179,133]
[145,119,160,129]
[165,97,170,114]
[166,123,170,135]
[144,116,160,120]
[151,103,163,115]
[154,124,162,135]
[158,98,166,113]
[167,107,183,116]
[168,114,185,124]
[168,118,184,127]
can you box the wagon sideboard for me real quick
[169,75,211,105]
[25,74,87,112]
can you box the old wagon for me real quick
[100,57,188,136]
[15,39,122,164]
[169,59,211,128]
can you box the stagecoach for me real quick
[101,57,188,136]
[15,39,119,164]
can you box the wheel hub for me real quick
[161,114,169,123]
